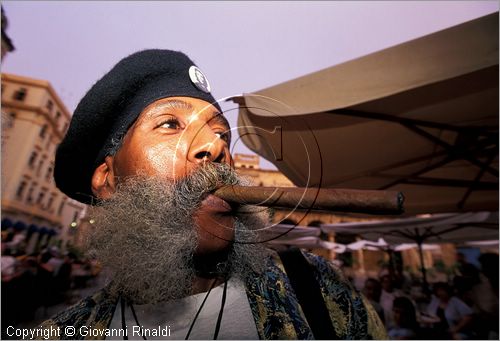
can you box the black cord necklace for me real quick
[212,279,228,340]
[121,277,229,340]
[121,299,128,340]
[185,278,218,340]
[186,277,229,340]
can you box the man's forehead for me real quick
[142,98,194,114]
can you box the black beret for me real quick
[54,49,222,204]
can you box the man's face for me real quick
[97,96,235,254]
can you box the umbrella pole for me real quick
[416,239,430,294]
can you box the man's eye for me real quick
[215,132,229,142]
[158,118,181,130]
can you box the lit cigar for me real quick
[213,185,404,215]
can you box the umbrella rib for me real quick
[403,124,498,177]
[332,150,449,185]
[398,176,498,189]
[405,222,497,242]
[335,137,495,187]
[383,228,416,241]
[378,156,452,189]
[457,151,498,209]
[329,109,494,133]
[428,224,464,238]
[421,226,436,240]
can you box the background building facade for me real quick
[1,73,86,253]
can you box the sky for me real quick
[2,1,498,169]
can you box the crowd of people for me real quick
[361,252,499,340]
[1,228,100,331]
[2,221,499,341]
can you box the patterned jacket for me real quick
[39,251,386,339]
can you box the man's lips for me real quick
[200,194,232,213]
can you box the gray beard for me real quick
[86,163,270,304]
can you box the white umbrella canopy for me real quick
[393,243,440,252]
[260,223,347,252]
[235,13,498,215]
[266,236,347,253]
[259,226,444,252]
[464,239,499,247]
[345,238,387,251]
[320,211,498,244]
[345,238,439,252]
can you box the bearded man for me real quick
[40,50,386,340]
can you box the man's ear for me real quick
[91,156,117,200]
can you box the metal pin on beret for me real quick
[54,49,222,205]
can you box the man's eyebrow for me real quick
[142,99,194,119]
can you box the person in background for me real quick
[380,274,405,329]
[364,277,385,323]
[453,252,478,279]
[470,253,499,339]
[1,244,17,280]
[478,253,499,295]
[46,246,64,277]
[388,296,419,340]
[426,282,473,340]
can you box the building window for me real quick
[16,181,27,199]
[39,124,48,139]
[36,157,45,176]
[28,151,38,168]
[45,163,53,180]
[46,99,53,111]
[47,193,55,210]
[45,134,52,149]
[26,185,35,203]
[13,87,27,101]
[36,191,46,205]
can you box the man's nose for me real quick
[187,126,227,164]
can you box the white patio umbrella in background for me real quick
[233,13,498,216]
[261,223,347,252]
[346,238,388,251]
[463,239,499,247]
[258,223,320,241]
[320,211,498,244]
[266,236,347,253]
[344,238,439,283]
[345,238,439,252]
[393,243,440,252]
[321,211,498,289]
